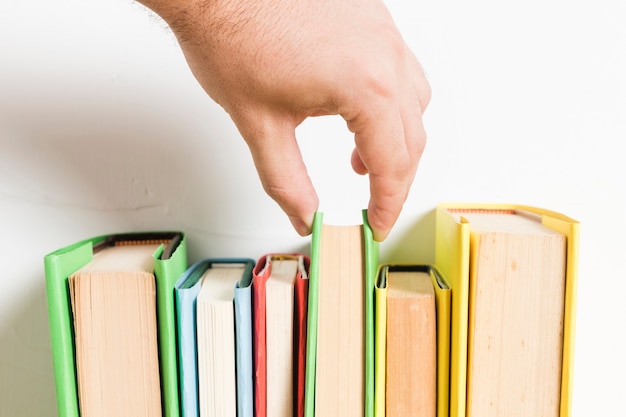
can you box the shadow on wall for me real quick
[0,71,229,227]
[0,65,251,415]
[0,274,57,417]
[384,209,436,265]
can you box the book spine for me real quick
[362,209,379,417]
[303,212,324,417]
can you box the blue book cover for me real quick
[235,273,254,417]
[175,258,255,417]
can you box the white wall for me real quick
[1,0,624,415]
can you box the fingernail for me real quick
[372,228,389,242]
[289,216,312,236]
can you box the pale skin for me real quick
[137,0,431,241]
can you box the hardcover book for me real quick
[44,232,187,417]
[304,210,379,417]
[435,203,579,417]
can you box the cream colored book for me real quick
[68,243,162,417]
[463,209,565,417]
[196,264,247,417]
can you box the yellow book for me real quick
[435,203,579,417]
[374,265,450,417]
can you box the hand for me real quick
[139,0,431,241]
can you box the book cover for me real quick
[234,260,255,417]
[374,266,387,417]
[155,233,188,417]
[293,256,310,417]
[430,266,451,417]
[435,203,579,417]
[174,261,203,417]
[44,232,187,417]
[304,210,379,417]
[175,258,255,417]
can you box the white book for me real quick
[196,264,246,417]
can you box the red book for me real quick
[253,254,309,417]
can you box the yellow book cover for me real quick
[435,203,579,417]
[430,266,451,417]
[434,210,470,417]
[374,266,387,417]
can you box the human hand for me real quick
[139,0,431,241]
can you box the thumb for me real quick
[234,111,319,236]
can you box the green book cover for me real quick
[44,232,187,417]
[304,210,378,417]
[154,233,188,417]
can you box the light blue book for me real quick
[175,258,255,417]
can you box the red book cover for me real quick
[294,269,309,417]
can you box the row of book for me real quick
[44,203,579,417]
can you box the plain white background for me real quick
[1,0,624,415]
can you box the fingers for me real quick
[233,110,319,236]
[349,103,410,242]
[347,52,429,241]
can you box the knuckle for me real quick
[417,76,432,111]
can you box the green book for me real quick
[44,232,187,417]
[304,210,378,417]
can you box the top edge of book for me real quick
[446,208,563,235]
[73,244,161,274]
[387,270,435,298]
